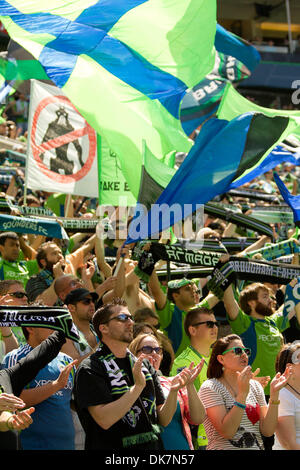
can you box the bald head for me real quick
[54,275,83,301]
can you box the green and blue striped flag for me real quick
[217,83,300,189]
[0,0,217,198]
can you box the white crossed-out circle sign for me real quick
[31,94,97,183]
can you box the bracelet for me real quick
[6,415,14,431]
[1,332,13,338]
[269,399,280,405]
[233,401,246,410]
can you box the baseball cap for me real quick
[167,279,192,290]
[65,288,98,305]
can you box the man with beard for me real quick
[74,298,198,450]
[25,240,94,305]
[222,281,298,398]
[65,288,99,356]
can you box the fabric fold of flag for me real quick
[273,171,300,227]
[126,112,293,244]
[180,25,261,136]
[217,84,300,189]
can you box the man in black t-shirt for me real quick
[74,298,189,450]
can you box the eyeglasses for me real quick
[105,313,134,324]
[222,347,251,357]
[192,320,219,328]
[8,292,28,299]
[137,345,163,355]
[78,298,94,305]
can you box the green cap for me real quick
[167,278,191,290]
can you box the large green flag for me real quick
[0,0,217,199]
[97,135,136,206]
[218,83,300,138]
[217,83,300,187]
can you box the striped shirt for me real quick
[199,378,266,450]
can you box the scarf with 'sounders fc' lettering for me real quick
[0,305,80,342]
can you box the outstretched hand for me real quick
[270,365,292,396]
[169,360,204,392]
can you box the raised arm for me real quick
[148,270,167,310]
[223,284,240,321]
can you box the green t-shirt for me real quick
[170,345,211,447]
[0,258,33,287]
[227,308,289,396]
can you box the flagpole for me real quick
[23,79,35,205]
[97,133,101,206]
[285,0,294,53]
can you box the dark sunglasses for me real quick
[137,345,163,355]
[192,320,219,328]
[105,313,134,323]
[8,291,28,299]
[78,298,94,305]
[222,347,251,357]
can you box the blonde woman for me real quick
[129,333,205,450]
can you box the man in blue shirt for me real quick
[2,326,76,450]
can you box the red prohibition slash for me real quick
[31,95,96,183]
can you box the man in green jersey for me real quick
[148,271,218,356]
[0,232,36,287]
[170,306,218,449]
[223,281,299,397]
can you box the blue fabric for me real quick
[0,0,186,117]
[2,345,75,450]
[165,305,186,356]
[127,114,254,243]
[215,24,260,72]
[273,171,300,224]
[161,401,189,450]
[230,145,300,189]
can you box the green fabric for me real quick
[97,135,136,206]
[44,193,66,217]
[0,258,31,287]
[0,0,217,198]
[217,84,300,185]
[227,308,289,395]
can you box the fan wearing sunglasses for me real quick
[170,307,219,449]
[129,333,205,450]
[199,334,291,451]
[0,280,29,358]
[74,299,202,450]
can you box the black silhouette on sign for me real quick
[41,106,84,175]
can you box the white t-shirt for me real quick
[273,387,300,450]
[199,378,266,450]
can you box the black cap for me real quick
[65,288,98,305]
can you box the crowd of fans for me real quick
[0,89,299,452]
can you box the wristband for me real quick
[233,401,246,410]
[1,332,13,338]
[269,399,280,405]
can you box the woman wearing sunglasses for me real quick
[129,333,206,450]
[273,342,300,450]
[199,334,290,450]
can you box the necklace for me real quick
[287,383,300,397]
[222,377,237,398]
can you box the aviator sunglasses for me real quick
[8,291,28,299]
[222,346,251,357]
[105,313,134,324]
[137,345,163,355]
